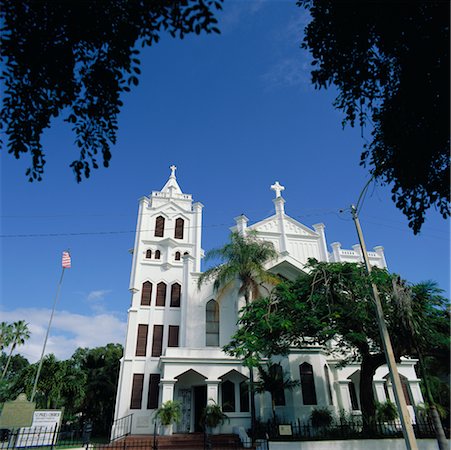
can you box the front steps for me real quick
[118,433,247,449]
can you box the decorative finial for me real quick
[271,181,285,198]
[170,164,177,178]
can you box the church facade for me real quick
[112,168,423,437]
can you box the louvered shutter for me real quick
[147,374,160,409]
[130,374,144,409]
[168,325,179,347]
[151,325,163,357]
[170,283,181,307]
[174,218,184,239]
[155,216,165,237]
[156,282,166,306]
[135,324,148,356]
[141,282,152,306]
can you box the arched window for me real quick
[174,218,184,239]
[271,364,286,406]
[155,216,165,237]
[206,300,219,347]
[348,381,359,410]
[155,250,161,260]
[141,281,152,306]
[156,282,166,307]
[221,380,235,412]
[240,381,250,413]
[146,249,152,259]
[384,374,412,406]
[170,283,181,307]
[175,251,181,261]
[299,363,317,405]
[324,365,333,405]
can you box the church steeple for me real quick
[160,164,183,196]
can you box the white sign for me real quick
[16,410,63,447]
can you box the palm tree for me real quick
[198,231,279,437]
[197,231,279,306]
[1,320,30,380]
[392,280,449,450]
[0,322,14,351]
[255,362,299,423]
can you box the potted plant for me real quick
[155,400,182,435]
[310,407,333,428]
[200,401,229,434]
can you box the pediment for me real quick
[250,214,318,237]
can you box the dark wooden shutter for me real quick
[147,374,160,409]
[156,282,166,306]
[155,216,165,237]
[174,218,184,239]
[135,324,148,356]
[155,250,161,260]
[151,325,164,357]
[168,325,179,347]
[240,381,249,413]
[146,249,152,258]
[141,282,152,306]
[130,373,144,409]
[170,283,181,307]
[300,363,317,405]
[175,251,181,261]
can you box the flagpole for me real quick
[31,252,69,402]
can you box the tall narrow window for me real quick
[240,381,250,413]
[324,365,333,405]
[155,216,165,237]
[151,325,164,357]
[146,249,152,259]
[130,374,144,409]
[175,251,181,261]
[221,380,235,412]
[155,250,161,260]
[170,283,181,307]
[206,300,219,347]
[135,324,148,356]
[147,374,160,409]
[174,218,184,239]
[168,325,179,347]
[300,363,317,405]
[349,381,359,410]
[141,281,152,306]
[272,364,286,406]
[156,282,166,306]
[401,375,412,406]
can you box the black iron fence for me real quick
[260,417,448,441]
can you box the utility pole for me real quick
[351,205,418,450]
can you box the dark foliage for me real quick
[0,0,222,181]
[298,1,450,233]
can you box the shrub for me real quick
[310,408,333,427]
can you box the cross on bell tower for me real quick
[271,181,285,198]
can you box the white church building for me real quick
[112,167,424,436]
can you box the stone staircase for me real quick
[118,433,248,449]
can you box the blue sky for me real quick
[1,1,449,363]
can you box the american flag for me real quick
[62,251,71,269]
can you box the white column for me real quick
[193,202,204,273]
[331,242,342,262]
[129,197,147,292]
[313,223,329,262]
[352,244,363,263]
[273,197,288,254]
[234,215,249,236]
[160,379,176,403]
[180,254,195,347]
[374,246,388,268]
[374,380,387,403]
[206,380,220,405]
[338,380,352,411]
